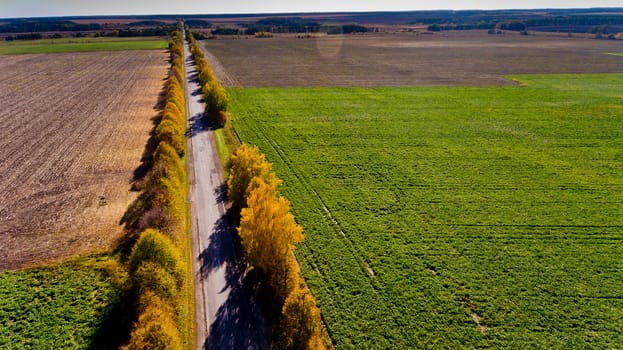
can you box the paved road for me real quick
[184,33,268,350]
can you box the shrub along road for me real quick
[183,33,268,349]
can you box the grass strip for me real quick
[0,39,168,54]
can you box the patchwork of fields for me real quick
[0,50,168,269]
[228,75,623,347]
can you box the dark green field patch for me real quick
[228,74,623,348]
[0,255,125,349]
[0,38,168,54]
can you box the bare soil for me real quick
[0,50,168,270]
[203,31,623,87]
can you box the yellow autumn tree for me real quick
[127,292,182,350]
[280,286,326,350]
[227,144,280,211]
[238,180,303,303]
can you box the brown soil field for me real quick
[0,50,168,270]
[202,31,623,87]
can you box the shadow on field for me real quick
[130,79,169,185]
[199,210,269,350]
[87,290,133,350]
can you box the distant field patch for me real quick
[0,255,123,349]
[608,52,623,56]
[204,32,623,87]
[0,37,167,54]
[229,74,623,348]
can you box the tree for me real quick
[280,287,325,350]
[128,229,183,283]
[227,144,280,211]
[238,180,303,302]
[127,292,182,350]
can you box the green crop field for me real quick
[0,37,168,54]
[228,74,623,348]
[0,255,125,349]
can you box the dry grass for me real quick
[0,50,169,270]
[203,31,623,87]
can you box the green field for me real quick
[228,74,623,348]
[0,255,125,349]
[0,37,168,54]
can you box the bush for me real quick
[131,261,180,302]
[145,177,184,234]
[155,120,185,156]
[127,292,183,350]
[152,141,185,184]
[128,229,183,283]
[162,101,185,128]
[138,206,174,233]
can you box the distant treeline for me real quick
[425,14,623,33]
[202,17,369,35]
[0,19,180,39]
[0,20,101,33]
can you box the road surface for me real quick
[184,32,268,350]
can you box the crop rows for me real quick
[0,50,168,269]
[228,75,623,348]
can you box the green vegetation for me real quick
[228,74,623,348]
[0,255,124,349]
[608,52,623,56]
[0,37,168,54]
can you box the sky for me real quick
[1,0,622,18]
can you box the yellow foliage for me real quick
[127,292,183,350]
[128,229,183,283]
[162,101,185,129]
[227,144,280,210]
[152,141,184,184]
[155,119,185,156]
[280,287,326,350]
[147,176,184,233]
[239,180,303,302]
[132,261,180,302]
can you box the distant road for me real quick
[184,31,268,350]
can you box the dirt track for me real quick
[0,50,168,270]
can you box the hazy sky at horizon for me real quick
[1,0,622,18]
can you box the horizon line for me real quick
[2,6,622,21]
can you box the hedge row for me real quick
[186,30,230,127]
[125,27,189,350]
[228,145,329,350]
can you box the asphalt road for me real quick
[184,32,268,350]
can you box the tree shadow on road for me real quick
[198,210,269,350]
[187,112,209,138]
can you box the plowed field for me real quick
[204,31,623,87]
[0,50,168,270]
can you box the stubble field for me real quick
[0,50,168,270]
[204,31,623,87]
